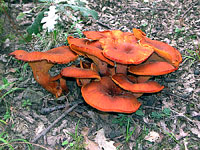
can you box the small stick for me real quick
[40,104,66,115]
[32,101,83,143]
[96,21,111,29]
[164,92,195,104]
[170,108,195,123]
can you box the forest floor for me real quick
[0,0,200,150]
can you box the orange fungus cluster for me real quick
[10,28,182,113]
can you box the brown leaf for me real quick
[81,127,100,150]
[94,129,116,150]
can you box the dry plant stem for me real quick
[32,102,83,143]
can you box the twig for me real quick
[143,106,162,110]
[182,1,199,17]
[164,92,195,104]
[170,108,194,123]
[131,7,167,11]
[31,101,83,143]
[40,104,66,115]
[96,21,111,29]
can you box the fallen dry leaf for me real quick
[144,131,160,142]
[175,128,189,140]
[81,127,100,150]
[190,128,200,138]
[94,128,116,150]
[35,121,45,135]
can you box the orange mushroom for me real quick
[129,61,177,76]
[99,30,154,64]
[86,55,110,76]
[67,36,114,66]
[81,76,141,113]
[83,30,133,41]
[133,28,182,68]
[61,66,100,80]
[133,28,146,41]
[75,60,96,86]
[112,74,164,93]
[128,52,178,76]
[9,46,78,97]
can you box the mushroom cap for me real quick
[128,61,176,75]
[132,28,182,68]
[9,46,78,64]
[101,40,154,64]
[83,30,133,40]
[133,28,146,40]
[67,36,114,66]
[141,37,182,67]
[99,30,154,64]
[61,66,101,80]
[112,74,164,93]
[81,76,141,113]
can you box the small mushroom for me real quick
[81,76,141,113]
[10,46,78,97]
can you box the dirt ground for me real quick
[0,0,200,150]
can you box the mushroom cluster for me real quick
[10,28,182,113]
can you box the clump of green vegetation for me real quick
[183,46,200,66]
[62,120,85,150]
[17,0,98,50]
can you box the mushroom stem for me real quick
[28,61,63,97]
[116,63,127,74]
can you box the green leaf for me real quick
[175,27,185,33]
[0,138,14,150]
[64,4,98,20]
[62,140,69,146]
[16,12,25,20]
[0,120,7,125]
[23,33,32,42]
[26,9,46,35]
[2,77,8,85]
[163,108,171,116]
[151,112,162,119]
[135,110,145,116]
